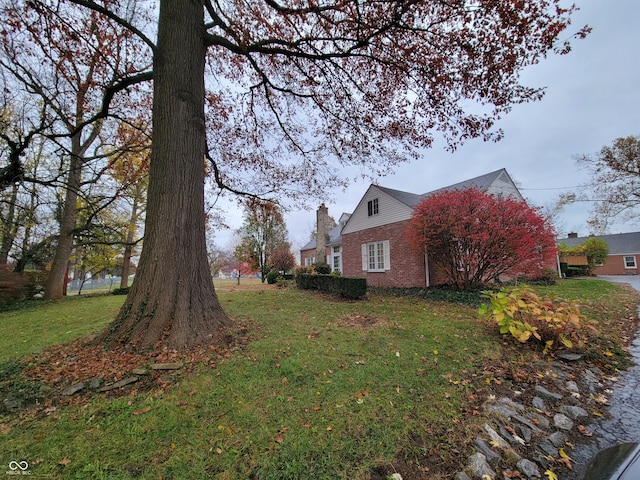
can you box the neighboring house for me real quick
[300,168,525,287]
[559,232,640,275]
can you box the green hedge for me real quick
[295,274,367,299]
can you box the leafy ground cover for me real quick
[0,279,638,479]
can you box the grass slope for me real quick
[0,279,638,479]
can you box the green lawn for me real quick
[0,279,638,479]
[0,295,124,363]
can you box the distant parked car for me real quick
[582,443,640,480]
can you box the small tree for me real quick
[576,135,640,233]
[405,188,557,290]
[269,244,296,274]
[237,199,290,282]
[582,237,609,271]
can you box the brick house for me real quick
[301,168,525,287]
[559,232,640,275]
[300,210,351,272]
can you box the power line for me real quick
[520,185,589,191]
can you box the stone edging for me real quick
[453,355,611,480]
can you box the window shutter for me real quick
[383,240,391,270]
[361,244,368,271]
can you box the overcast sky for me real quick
[215,1,640,253]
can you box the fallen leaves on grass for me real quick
[132,406,152,416]
[274,428,288,443]
[0,423,11,434]
[16,326,249,409]
[58,458,71,467]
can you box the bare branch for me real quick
[66,0,156,51]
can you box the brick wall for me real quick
[342,220,432,288]
[594,254,638,275]
[300,248,314,266]
[300,247,331,267]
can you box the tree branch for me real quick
[66,0,156,51]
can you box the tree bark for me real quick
[100,0,232,351]
[119,185,141,289]
[0,183,19,265]
[43,146,83,300]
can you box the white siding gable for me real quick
[486,171,524,201]
[342,185,414,234]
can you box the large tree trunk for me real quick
[43,148,82,300]
[100,0,232,351]
[0,183,19,265]
[119,186,141,289]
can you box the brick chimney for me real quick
[316,204,329,264]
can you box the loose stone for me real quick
[534,385,563,402]
[566,380,580,394]
[499,397,525,411]
[132,368,148,375]
[582,369,604,393]
[89,377,103,389]
[517,458,542,478]
[547,432,568,449]
[527,412,550,430]
[517,425,533,443]
[561,405,589,421]
[532,396,546,411]
[62,382,85,396]
[537,439,559,457]
[468,452,496,480]
[97,376,139,392]
[453,472,472,480]
[483,423,510,449]
[513,414,543,432]
[499,423,520,445]
[556,351,584,362]
[150,362,184,370]
[484,403,517,418]
[474,437,501,466]
[553,413,574,430]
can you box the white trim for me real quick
[624,255,637,269]
[425,252,430,287]
[361,240,390,272]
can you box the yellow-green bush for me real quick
[479,285,594,354]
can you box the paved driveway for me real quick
[597,275,640,292]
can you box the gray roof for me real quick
[375,168,510,209]
[375,186,425,208]
[558,232,640,255]
[424,168,509,197]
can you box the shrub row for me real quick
[296,274,367,299]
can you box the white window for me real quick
[305,257,315,266]
[624,256,637,268]
[367,198,379,216]
[361,240,390,272]
[332,246,342,272]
